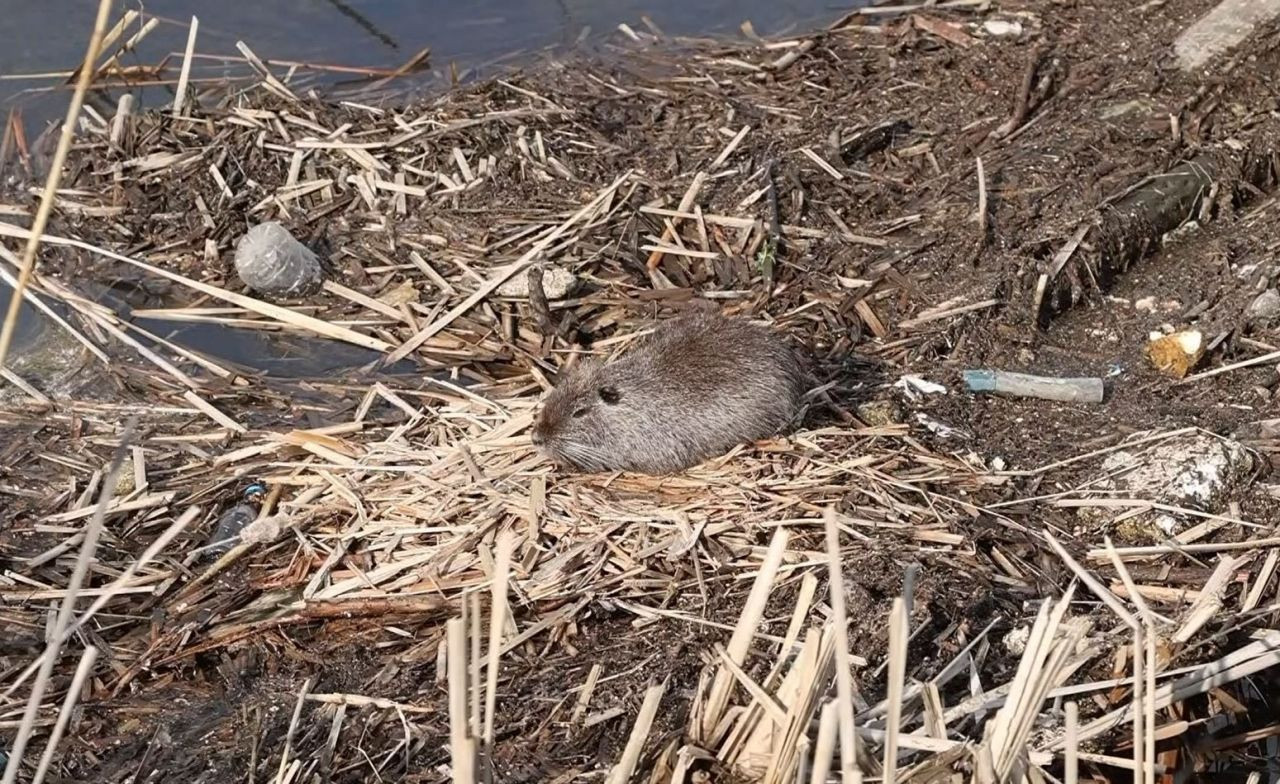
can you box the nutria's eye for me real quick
[598,386,621,405]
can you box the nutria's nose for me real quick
[530,428,544,446]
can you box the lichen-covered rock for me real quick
[497,265,578,300]
[1090,434,1256,541]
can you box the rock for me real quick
[234,222,323,297]
[981,19,1024,37]
[1245,289,1280,325]
[856,399,901,426]
[1004,625,1031,655]
[497,265,578,300]
[1095,434,1256,541]
[1174,0,1280,71]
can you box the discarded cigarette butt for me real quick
[962,369,1105,403]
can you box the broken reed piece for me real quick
[990,42,1050,140]
[526,264,555,337]
[963,369,1105,403]
[1033,144,1279,327]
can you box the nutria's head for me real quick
[531,358,631,472]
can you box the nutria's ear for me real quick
[598,385,621,404]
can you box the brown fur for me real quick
[531,310,808,474]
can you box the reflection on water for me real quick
[2,278,416,383]
[132,313,416,378]
[2,0,845,128]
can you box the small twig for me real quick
[527,264,556,337]
[990,43,1050,140]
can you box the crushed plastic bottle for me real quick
[202,482,266,557]
[233,221,323,297]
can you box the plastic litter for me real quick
[234,221,323,296]
[201,482,266,556]
[962,368,1104,403]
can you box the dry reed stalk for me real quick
[448,617,477,784]
[823,508,859,782]
[1064,700,1079,784]
[607,681,666,784]
[28,646,98,784]
[93,17,160,77]
[883,598,908,782]
[0,0,113,369]
[468,593,482,741]
[810,700,839,784]
[1,416,133,784]
[482,531,514,747]
[172,17,199,118]
[698,527,789,741]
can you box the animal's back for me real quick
[602,311,806,472]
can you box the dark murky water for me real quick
[1,0,851,380]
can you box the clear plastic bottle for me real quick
[203,482,266,557]
[233,222,323,297]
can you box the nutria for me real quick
[530,309,808,474]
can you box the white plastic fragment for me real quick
[895,374,948,401]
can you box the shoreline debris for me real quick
[1147,329,1205,379]
[962,368,1105,403]
[3,1,1280,782]
[233,221,324,297]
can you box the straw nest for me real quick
[3,0,1280,782]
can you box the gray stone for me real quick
[1094,434,1255,541]
[497,265,578,300]
[1174,0,1280,71]
[1246,289,1280,325]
